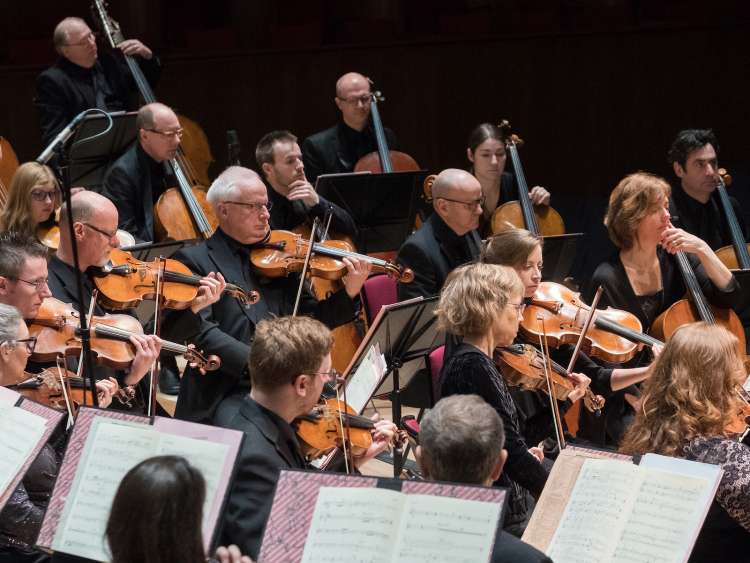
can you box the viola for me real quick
[250,230,414,282]
[494,343,605,414]
[28,298,220,372]
[521,281,644,364]
[92,248,259,310]
[295,397,374,459]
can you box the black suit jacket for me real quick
[395,212,483,301]
[170,229,358,423]
[491,530,551,563]
[34,52,160,147]
[267,183,358,238]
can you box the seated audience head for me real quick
[334,72,372,131]
[418,394,507,485]
[620,322,745,457]
[604,172,671,251]
[58,190,119,270]
[0,232,51,318]
[0,162,60,235]
[207,166,271,245]
[248,316,333,421]
[667,129,720,202]
[466,123,507,181]
[53,17,97,69]
[430,168,483,236]
[106,455,205,563]
[137,103,182,163]
[255,130,305,192]
[0,302,33,386]
[437,262,523,347]
[482,228,543,299]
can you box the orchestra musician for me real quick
[301,71,397,183]
[168,166,370,424]
[466,122,551,234]
[34,17,159,147]
[436,262,550,536]
[417,394,552,563]
[667,129,746,250]
[0,233,53,320]
[102,102,182,242]
[218,315,396,560]
[255,130,357,237]
[620,322,750,562]
[395,168,483,302]
[0,162,59,239]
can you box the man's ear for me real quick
[261,162,273,180]
[73,221,86,240]
[291,373,308,398]
[334,97,343,112]
[490,448,508,482]
[673,161,686,178]
[0,340,13,360]
[0,276,9,295]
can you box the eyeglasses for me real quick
[30,188,60,202]
[223,201,273,213]
[309,368,340,381]
[83,223,118,240]
[438,195,486,210]
[338,95,372,106]
[144,128,184,139]
[64,31,96,47]
[507,301,526,314]
[6,336,37,354]
[14,277,49,292]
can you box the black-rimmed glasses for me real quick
[437,195,486,209]
[223,201,273,213]
[8,336,37,354]
[83,223,118,240]
[145,128,184,139]
[14,277,49,292]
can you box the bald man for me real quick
[395,169,484,301]
[102,102,182,241]
[301,71,398,183]
[35,16,159,147]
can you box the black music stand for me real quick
[541,232,584,282]
[67,111,137,191]
[120,239,194,261]
[315,171,431,253]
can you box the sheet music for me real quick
[0,405,47,495]
[0,386,19,406]
[345,343,384,414]
[393,494,500,563]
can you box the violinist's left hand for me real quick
[529,186,551,206]
[353,417,397,469]
[190,272,226,313]
[125,334,162,385]
[95,377,118,408]
[118,39,153,60]
[342,257,372,299]
[567,372,591,403]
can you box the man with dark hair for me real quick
[102,102,182,242]
[35,16,159,147]
[417,394,551,563]
[256,130,357,236]
[220,315,396,560]
[667,128,746,250]
[301,72,397,183]
[0,232,52,319]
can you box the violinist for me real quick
[668,129,745,250]
[301,71,397,183]
[620,323,750,561]
[436,262,549,536]
[0,233,52,320]
[102,103,181,242]
[395,168,483,302]
[466,123,551,234]
[0,162,59,240]
[255,130,357,237]
[169,166,370,424]
[34,17,159,147]
[219,316,396,560]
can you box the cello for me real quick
[0,136,20,207]
[713,168,750,270]
[91,0,217,241]
[490,120,565,236]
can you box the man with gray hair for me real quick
[35,16,159,146]
[396,168,483,301]
[417,394,551,563]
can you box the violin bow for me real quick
[337,374,354,474]
[292,217,320,317]
[538,320,566,451]
[147,256,167,417]
[566,286,603,374]
[55,356,76,428]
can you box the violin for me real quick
[494,343,605,414]
[28,298,220,372]
[92,248,259,310]
[295,397,375,459]
[521,281,645,364]
[250,230,414,282]
[489,120,565,236]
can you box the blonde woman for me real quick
[620,322,750,561]
[0,162,59,238]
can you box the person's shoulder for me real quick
[591,255,621,281]
[492,530,551,563]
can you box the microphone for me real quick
[36,109,92,164]
[227,129,241,166]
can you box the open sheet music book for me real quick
[259,470,508,563]
[36,407,244,562]
[523,446,722,563]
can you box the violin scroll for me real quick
[183,344,221,373]
[225,284,260,306]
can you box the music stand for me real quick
[315,171,431,254]
[120,239,195,261]
[67,111,137,191]
[541,232,584,282]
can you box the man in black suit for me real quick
[396,168,483,301]
[301,72,397,183]
[102,102,181,242]
[219,315,396,559]
[170,166,372,424]
[256,130,357,237]
[417,394,552,563]
[35,16,159,147]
